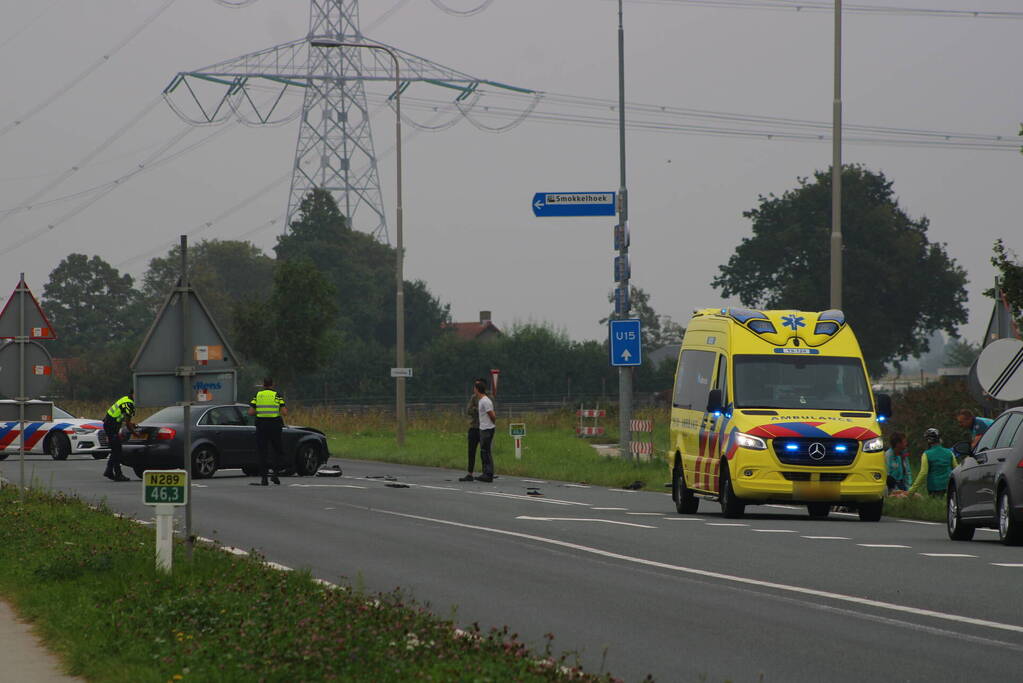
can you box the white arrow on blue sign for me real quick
[532,192,616,217]
[609,319,641,367]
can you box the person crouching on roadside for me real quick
[884,431,913,494]
[907,428,957,497]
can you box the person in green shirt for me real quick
[908,428,958,496]
[884,431,913,492]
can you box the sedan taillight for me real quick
[156,427,176,441]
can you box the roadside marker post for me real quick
[509,423,526,459]
[142,469,188,573]
[575,406,606,437]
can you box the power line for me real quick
[624,0,1023,20]
[0,0,58,52]
[0,0,179,140]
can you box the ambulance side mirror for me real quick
[875,393,892,421]
[706,389,723,416]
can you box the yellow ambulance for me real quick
[668,308,891,521]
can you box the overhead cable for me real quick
[429,0,498,17]
[0,0,58,52]
[211,0,261,7]
[0,0,179,140]
[0,95,165,229]
[626,0,1023,20]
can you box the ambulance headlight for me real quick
[862,437,884,453]
[735,432,768,450]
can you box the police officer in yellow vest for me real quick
[103,390,135,482]
[248,378,287,486]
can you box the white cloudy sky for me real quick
[0,0,1019,347]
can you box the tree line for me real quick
[34,167,1019,406]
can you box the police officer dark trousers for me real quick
[248,378,287,486]
[103,390,135,482]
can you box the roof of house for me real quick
[446,320,502,341]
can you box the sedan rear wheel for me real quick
[997,488,1023,546]
[191,445,219,479]
[946,487,975,541]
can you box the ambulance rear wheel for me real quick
[807,503,831,519]
[719,465,745,518]
[672,464,699,514]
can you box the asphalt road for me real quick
[3,453,1023,682]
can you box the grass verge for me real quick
[882,493,946,523]
[0,485,627,682]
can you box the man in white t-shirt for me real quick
[474,379,497,482]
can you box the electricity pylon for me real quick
[163,0,535,243]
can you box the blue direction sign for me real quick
[609,319,641,367]
[532,192,616,217]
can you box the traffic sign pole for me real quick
[179,237,194,561]
[155,503,174,573]
[18,276,25,494]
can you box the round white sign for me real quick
[976,338,1023,402]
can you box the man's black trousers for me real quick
[255,418,285,478]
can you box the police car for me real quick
[0,400,109,461]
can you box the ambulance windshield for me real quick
[733,355,872,411]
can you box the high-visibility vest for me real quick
[252,389,284,418]
[106,396,134,421]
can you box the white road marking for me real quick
[522,479,546,484]
[899,519,941,526]
[471,491,590,506]
[313,578,337,588]
[132,519,152,526]
[858,544,910,548]
[626,512,663,516]
[563,483,590,488]
[375,507,1023,636]
[196,536,215,544]
[832,512,858,517]
[753,529,797,533]
[991,563,1023,568]
[223,546,248,556]
[324,507,335,510]
[193,484,208,488]
[706,522,748,527]
[765,504,800,510]
[265,561,292,571]
[802,536,850,540]
[920,553,976,558]
[290,483,367,489]
[664,517,701,521]
[591,507,627,511]
[418,485,459,491]
[516,516,656,529]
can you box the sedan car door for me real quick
[960,415,1010,519]
[197,406,249,467]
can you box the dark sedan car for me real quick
[947,406,1023,545]
[121,404,330,480]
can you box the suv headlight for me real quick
[735,432,768,450]
[862,437,884,453]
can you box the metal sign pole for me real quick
[17,274,25,497]
[179,237,194,560]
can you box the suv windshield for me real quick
[733,355,872,411]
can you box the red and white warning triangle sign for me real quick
[0,276,57,340]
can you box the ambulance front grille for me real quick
[772,438,859,466]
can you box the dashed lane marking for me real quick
[802,536,851,540]
[471,491,590,506]
[223,547,249,556]
[899,519,942,526]
[858,544,911,548]
[591,507,627,511]
[663,517,700,521]
[920,553,976,558]
[516,516,656,529]
[522,479,546,484]
[706,522,748,527]
[626,512,663,516]
[418,485,459,491]
[290,483,367,489]
[765,504,800,510]
[370,507,1023,636]
[991,563,1023,568]
[753,529,797,533]
[564,483,590,488]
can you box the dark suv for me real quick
[946,406,1023,545]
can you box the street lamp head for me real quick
[309,37,344,48]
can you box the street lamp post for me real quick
[830,0,843,310]
[310,38,407,447]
